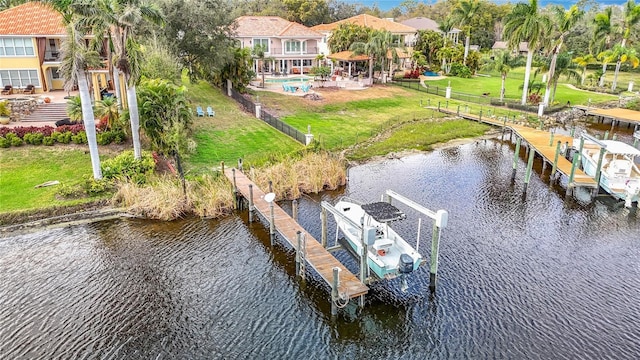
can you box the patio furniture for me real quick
[300,84,311,93]
[196,106,204,117]
[23,85,35,94]
[207,106,215,117]
[1,85,12,95]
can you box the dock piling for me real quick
[512,137,521,180]
[549,131,554,146]
[269,199,275,245]
[331,267,340,316]
[577,137,584,168]
[248,184,254,222]
[429,210,448,292]
[321,207,328,248]
[595,147,606,185]
[567,152,579,197]
[550,140,562,180]
[232,168,238,209]
[604,130,609,140]
[524,146,536,193]
[292,199,298,221]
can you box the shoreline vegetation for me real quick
[0,75,628,229]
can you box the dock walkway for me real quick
[224,168,369,299]
[438,108,597,187]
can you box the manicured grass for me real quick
[349,119,491,160]
[0,147,111,212]
[424,68,618,106]
[182,78,302,171]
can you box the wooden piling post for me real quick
[232,168,238,209]
[268,180,273,193]
[248,184,254,223]
[295,231,301,276]
[237,158,243,172]
[292,199,298,221]
[603,130,609,140]
[269,200,275,245]
[549,131,554,146]
[300,233,306,280]
[429,210,447,292]
[577,137,584,168]
[595,147,606,185]
[612,134,617,141]
[524,146,536,193]
[570,126,575,137]
[331,267,339,316]
[567,152,579,196]
[321,207,328,248]
[220,161,225,175]
[552,141,561,177]
[512,137,521,179]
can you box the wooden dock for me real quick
[438,108,598,188]
[224,168,369,300]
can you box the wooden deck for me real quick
[224,168,369,299]
[438,108,598,187]
[584,107,640,126]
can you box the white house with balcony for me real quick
[233,16,324,76]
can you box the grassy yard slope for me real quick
[183,79,302,171]
[0,147,110,212]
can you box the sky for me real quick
[345,0,629,11]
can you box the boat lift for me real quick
[320,190,448,298]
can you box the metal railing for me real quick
[229,88,306,144]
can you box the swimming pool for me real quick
[423,71,439,77]
[264,76,311,83]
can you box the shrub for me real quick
[82,176,114,195]
[10,136,23,146]
[0,137,9,148]
[97,131,113,145]
[56,183,85,199]
[55,123,84,135]
[449,63,472,78]
[71,132,87,144]
[527,93,541,105]
[101,150,155,184]
[43,136,54,146]
[54,131,72,144]
[23,132,44,145]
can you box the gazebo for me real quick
[327,50,370,78]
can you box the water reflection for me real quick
[1,137,639,359]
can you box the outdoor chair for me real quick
[23,85,35,94]
[300,84,311,93]
[1,85,12,95]
[196,106,204,117]
[207,106,215,117]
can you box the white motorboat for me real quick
[578,138,640,205]
[332,198,423,280]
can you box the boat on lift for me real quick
[332,197,422,281]
[576,135,640,206]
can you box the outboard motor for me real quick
[398,254,414,274]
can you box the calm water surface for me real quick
[1,138,639,359]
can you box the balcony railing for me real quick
[265,47,320,55]
[43,50,61,62]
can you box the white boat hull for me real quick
[334,200,422,280]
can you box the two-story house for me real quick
[0,2,111,99]
[233,16,324,76]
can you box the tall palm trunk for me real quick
[127,83,142,159]
[368,57,373,83]
[78,70,102,179]
[612,38,627,91]
[599,62,607,87]
[544,46,560,106]
[521,50,534,105]
[113,66,121,108]
[500,73,506,101]
[463,35,470,64]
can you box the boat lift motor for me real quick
[398,254,414,274]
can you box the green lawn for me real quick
[182,78,302,172]
[424,67,618,106]
[0,147,111,212]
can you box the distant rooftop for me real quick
[400,17,461,34]
[233,16,323,38]
[312,14,416,34]
[0,2,65,36]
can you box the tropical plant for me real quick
[58,19,103,179]
[548,52,581,102]
[328,23,371,53]
[599,45,640,90]
[213,46,254,93]
[349,37,379,83]
[451,0,480,65]
[0,100,10,117]
[414,30,445,66]
[94,96,120,130]
[572,54,596,85]
[611,0,640,90]
[592,7,619,86]
[503,0,551,105]
[481,50,516,101]
[370,30,403,82]
[251,44,274,87]
[542,5,584,106]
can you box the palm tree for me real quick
[451,0,480,65]
[251,44,270,87]
[548,53,581,103]
[542,5,583,106]
[599,45,640,90]
[74,0,164,160]
[349,39,379,84]
[611,0,640,90]
[592,7,619,87]
[94,96,119,130]
[59,19,103,179]
[504,0,551,105]
[371,30,402,83]
[481,50,515,101]
[572,54,596,85]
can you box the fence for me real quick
[393,78,567,114]
[229,88,307,144]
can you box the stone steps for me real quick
[21,103,68,122]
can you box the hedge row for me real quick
[0,125,126,148]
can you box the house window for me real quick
[0,37,35,56]
[292,60,312,67]
[51,67,61,79]
[285,40,306,54]
[253,38,269,53]
[0,69,40,87]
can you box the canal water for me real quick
[1,137,639,359]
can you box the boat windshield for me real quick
[361,202,406,222]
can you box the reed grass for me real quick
[251,151,347,201]
[112,174,233,220]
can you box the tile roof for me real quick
[233,16,323,38]
[312,14,416,34]
[0,2,65,36]
[400,17,461,34]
